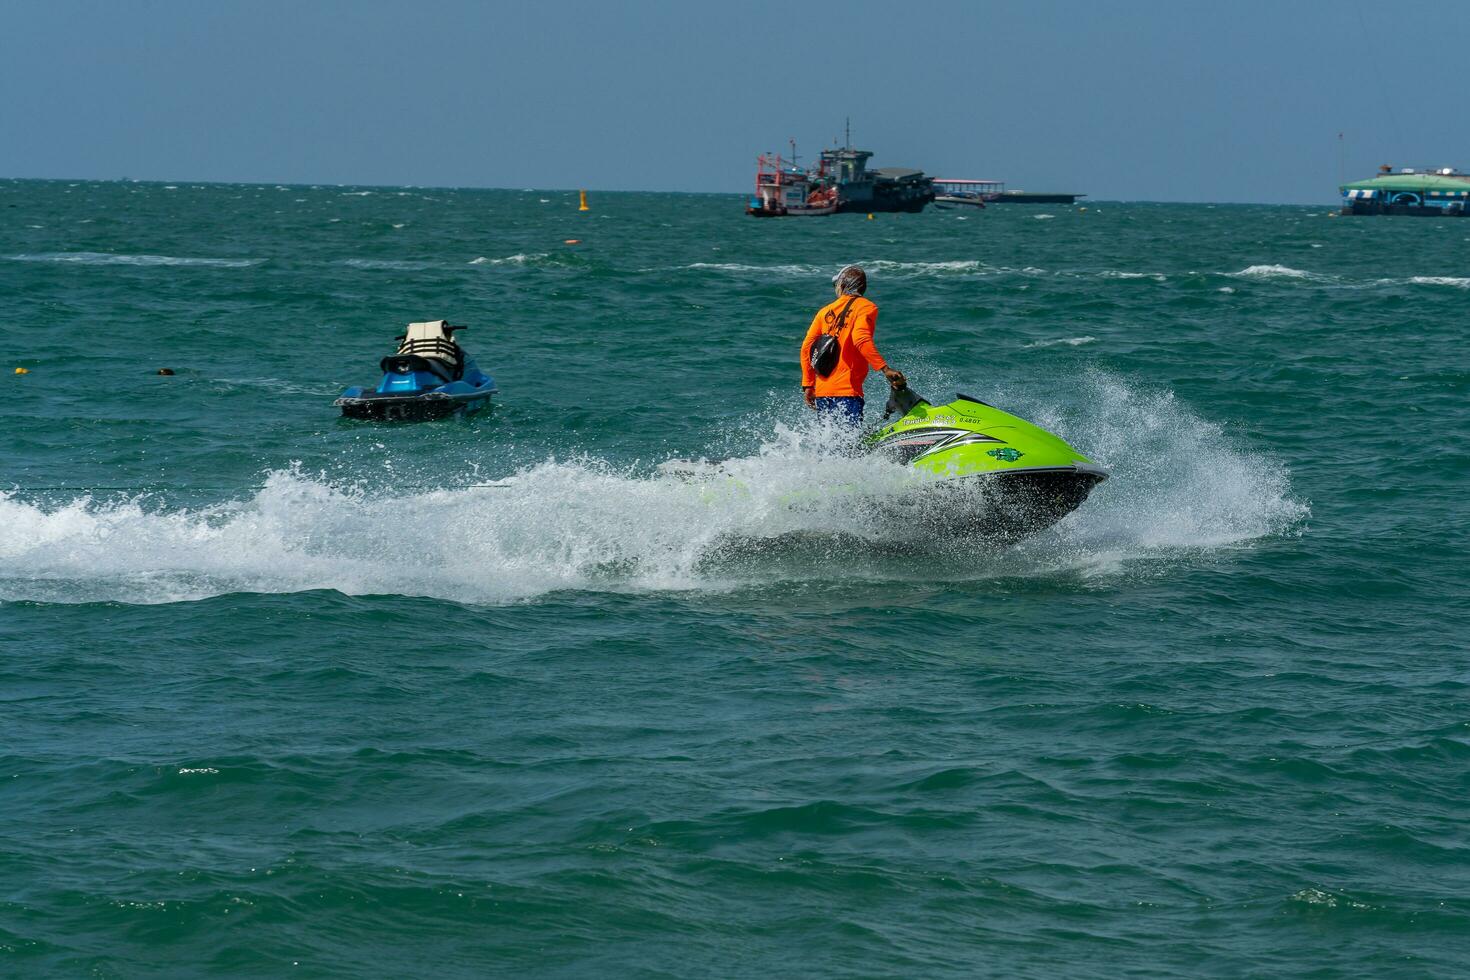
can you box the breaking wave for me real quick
[469,253,552,266]
[861,259,991,275]
[0,377,1305,605]
[1229,264,1323,280]
[1024,336,1097,349]
[685,262,1186,283]
[685,259,1040,278]
[1407,276,1470,289]
[1097,270,1166,281]
[5,252,261,268]
[684,262,826,276]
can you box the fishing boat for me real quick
[746,152,838,217]
[991,188,1085,204]
[745,124,934,216]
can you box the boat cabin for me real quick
[1341,165,1470,216]
[751,154,811,212]
[747,152,837,216]
[933,179,1005,201]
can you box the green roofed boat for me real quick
[1341,165,1470,216]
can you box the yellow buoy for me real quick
[867,213,874,220]
[578,190,589,212]
[14,367,28,375]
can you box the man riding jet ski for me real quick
[335,320,496,421]
[865,384,1108,538]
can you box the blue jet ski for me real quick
[335,319,497,421]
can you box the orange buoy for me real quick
[564,239,581,245]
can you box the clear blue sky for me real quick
[2,0,1464,203]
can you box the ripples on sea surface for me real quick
[1,181,1467,977]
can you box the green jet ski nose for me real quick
[865,386,1108,539]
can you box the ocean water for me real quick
[1,181,1467,977]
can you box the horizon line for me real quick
[0,174,1338,208]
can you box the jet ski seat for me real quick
[385,320,464,382]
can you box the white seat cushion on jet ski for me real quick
[399,320,452,352]
[397,320,462,376]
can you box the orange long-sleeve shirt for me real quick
[799,295,887,398]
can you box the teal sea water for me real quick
[2,180,1467,976]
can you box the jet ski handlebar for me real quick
[882,381,929,419]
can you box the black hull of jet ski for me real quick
[335,390,491,421]
[867,388,1109,540]
[884,466,1108,541]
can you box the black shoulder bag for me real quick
[809,297,860,379]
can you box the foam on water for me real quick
[686,259,1007,278]
[1024,336,1097,349]
[861,259,992,275]
[1229,264,1323,280]
[469,253,551,266]
[6,252,261,268]
[685,261,826,276]
[1097,270,1167,281]
[1408,276,1470,288]
[0,380,1304,606]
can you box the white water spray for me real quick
[0,380,1305,605]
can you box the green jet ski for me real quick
[865,385,1108,538]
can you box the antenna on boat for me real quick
[790,138,798,168]
[845,117,851,149]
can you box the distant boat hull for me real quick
[835,196,931,214]
[1341,201,1467,217]
[991,192,1084,204]
[745,203,838,217]
[834,177,934,213]
[746,145,936,215]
